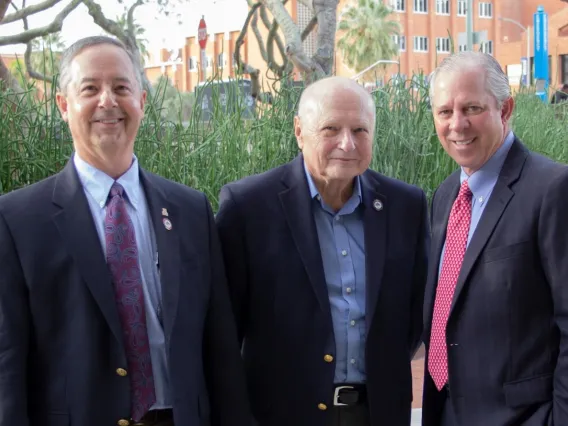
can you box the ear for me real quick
[140,90,147,115]
[294,115,303,150]
[55,92,69,122]
[501,96,514,124]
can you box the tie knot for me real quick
[458,179,472,200]
[109,182,125,199]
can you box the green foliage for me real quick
[0,70,566,210]
[337,0,400,79]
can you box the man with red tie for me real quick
[0,36,250,426]
[422,51,568,425]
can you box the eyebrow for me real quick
[78,77,132,85]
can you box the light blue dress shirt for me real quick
[304,163,367,384]
[74,153,171,409]
[439,131,515,268]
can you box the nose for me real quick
[98,87,117,108]
[338,130,356,152]
[449,111,469,132]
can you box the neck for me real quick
[76,147,133,179]
[314,178,356,212]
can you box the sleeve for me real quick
[0,211,30,425]
[214,185,249,345]
[409,189,430,358]
[201,193,252,426]
[538,168,568,425]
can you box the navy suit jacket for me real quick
[216,155,429,426]
[422,139,568,425]
[0,159,250,426]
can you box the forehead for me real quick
[432,69,491,106]
[69,44,137,82]
[314,88,374,121]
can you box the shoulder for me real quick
[0,174,58,216]
[142,170,208,207]
[365,169,426,201]
[220,161,291,202]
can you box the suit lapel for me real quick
[360,172,387,331]
[140,170,181,342]
[423,173,460,335]
[449,140,528,316]
[52,160,125,350]
[279,156,330,317]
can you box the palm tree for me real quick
[337,0,400,80]
[116,12,150,64]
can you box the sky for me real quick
[0,0,249,55]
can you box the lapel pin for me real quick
[162,208,169,217]
[163,218,173,231]
[373,199,383,211]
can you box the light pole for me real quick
[350,59,400,81]
[498,16,531,84]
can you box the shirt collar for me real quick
[73,153,142,210]
[303,161,362,214]
[460,130,515,199]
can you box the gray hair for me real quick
[429,51,511,107]
[58,36,143,94]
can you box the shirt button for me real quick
[335,216,341,221]
[99,201,105,208]
[478,196,484,204]
[346,287,352,294]
[350,359,356,365]
[318,403,328,411]
[341,250,348,256]
[350,320,356,326]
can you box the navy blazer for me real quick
[422,139,568,425]
[216,155,429,426]
[0,160,250,426]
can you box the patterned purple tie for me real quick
[105,182,156,421]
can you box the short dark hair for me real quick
[58,36,142,94]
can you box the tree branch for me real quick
[235,1,261,97]
[0,0,11,21]
[1,0,64,25]
[0,0,82,46]
[126,0,144,42]
[296,0,313,10]
[20,4,52,83]
[259,1,286,62]
[301,16,317,41]
[251,9,268,62]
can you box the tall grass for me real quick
[1,70,566,209]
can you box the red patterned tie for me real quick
[428,179,472,391]
[105,183,156,421]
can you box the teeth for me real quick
[454,139,473,145]
[99,119,119,124]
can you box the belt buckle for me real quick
[333,385,354,406]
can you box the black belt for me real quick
[133,409,173,426]
[333,384,367,406]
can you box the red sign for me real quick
[198,17,207,50]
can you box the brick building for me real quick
[144,0,568,93]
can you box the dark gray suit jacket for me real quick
[216,155,429,426]
[0,159,250,426]
[422,138,568,425]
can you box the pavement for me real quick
[410,344,425,425]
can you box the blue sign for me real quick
[533,6,549,102]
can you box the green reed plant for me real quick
[1,68,566,210]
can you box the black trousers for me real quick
[329,403,370,426]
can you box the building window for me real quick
[188,56,197,72]
[436,37,451,53]
[561,54,568,84]
[479,2,492,18]
[414,0,427,13]
[392,73,407,85]
[436,0,449,15]
[414,36,428,52]
[390,0,405,12]
[217,53,227,68]
[458,44,467,52]
[457,0,466,16]
[392,34,406,51]
[480,40,493,55]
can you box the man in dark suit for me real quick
[423,51,568,425]
[216,76,429,426]
[0,36,249,426]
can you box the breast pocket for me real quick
[482,241,532,263]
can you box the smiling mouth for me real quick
[452,137,475,146]
[94,118,124,124]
